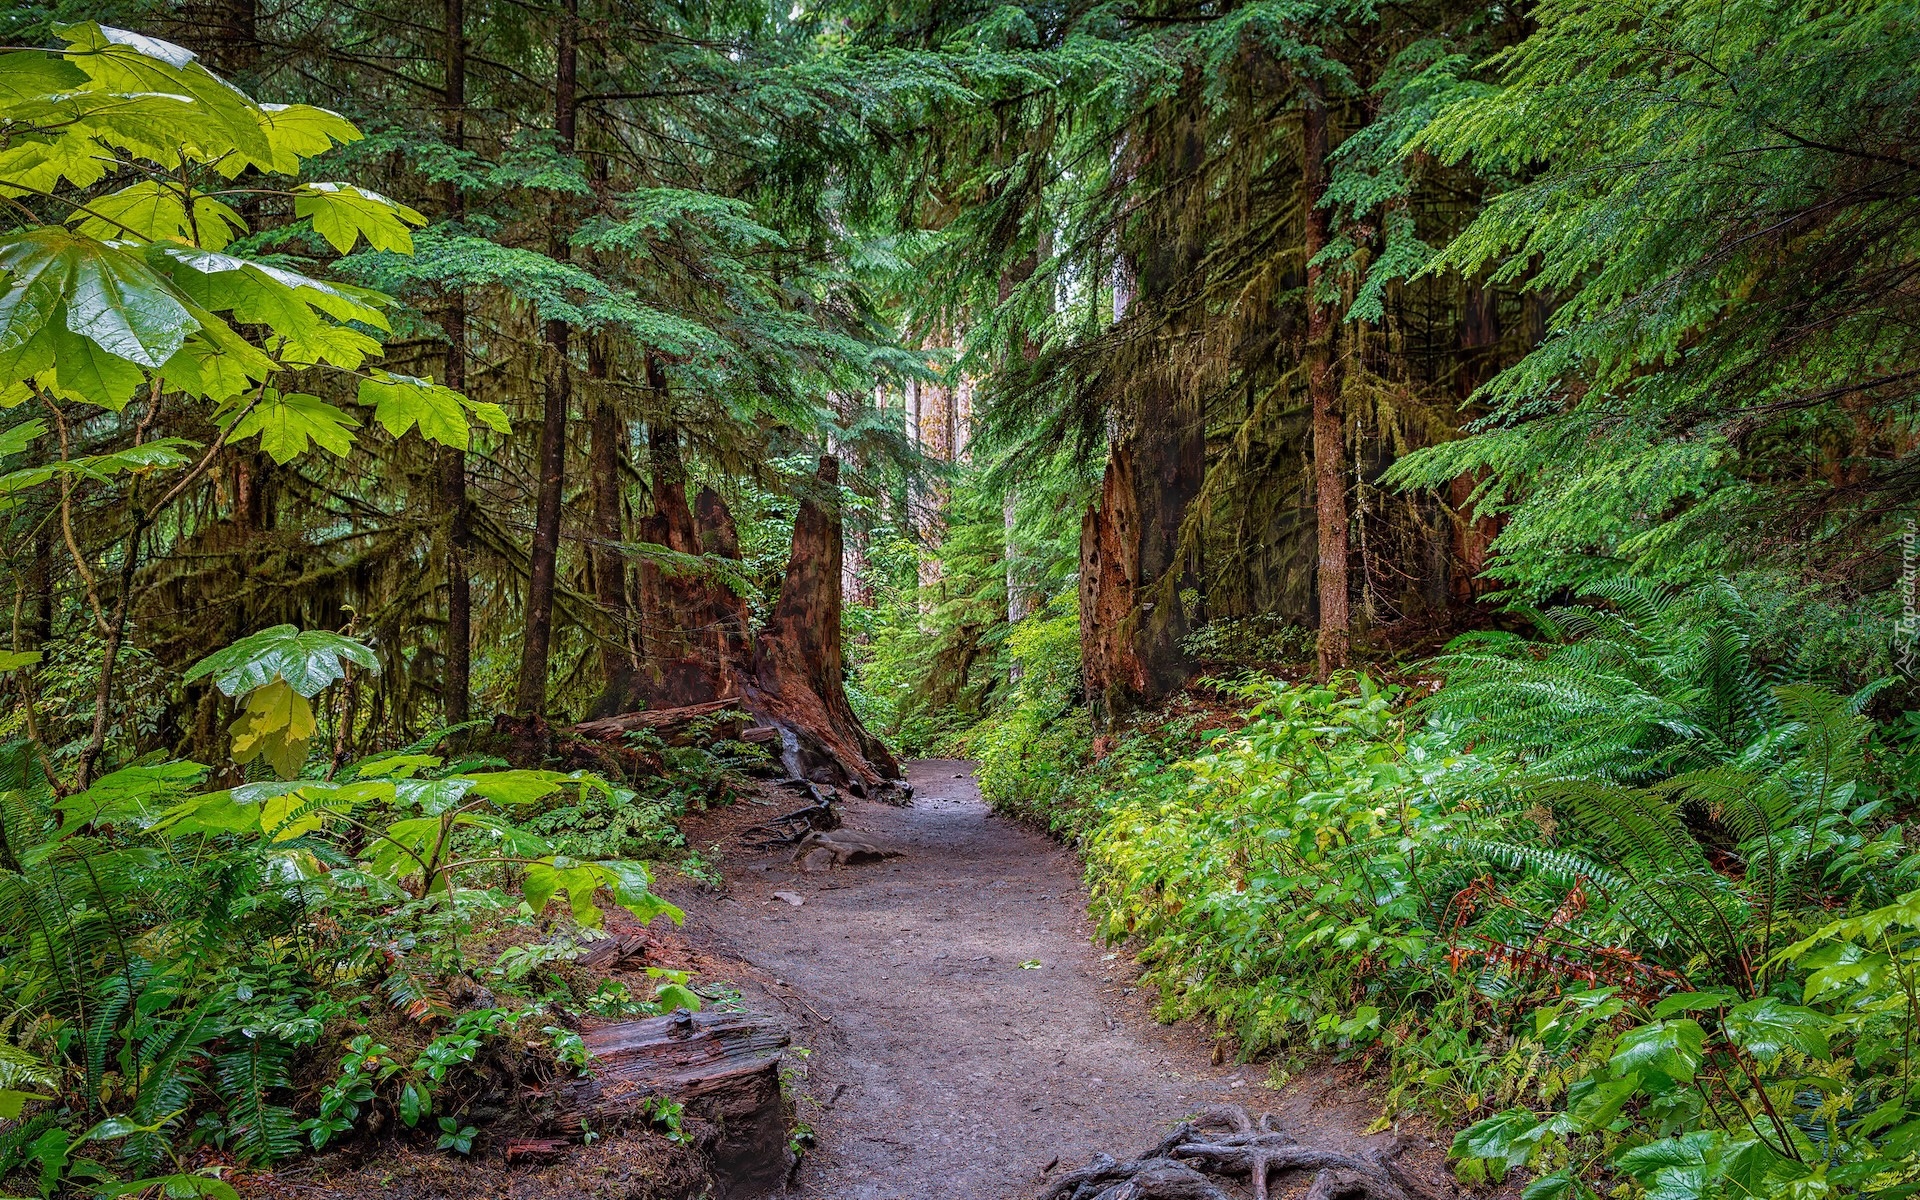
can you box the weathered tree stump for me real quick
[560,1009,792,1198]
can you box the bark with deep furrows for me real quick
[1079,396,1205,729]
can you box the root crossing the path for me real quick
[678,760,1461,1200]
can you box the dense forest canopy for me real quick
[0,0,1916,1193]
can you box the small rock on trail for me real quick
[678,758,1453,1200]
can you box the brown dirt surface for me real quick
[670,758,1485,1200]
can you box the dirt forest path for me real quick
[677,759,1462,1200]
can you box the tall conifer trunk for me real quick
[440,0,472,724]
[1303,83,1349,679]
[515,0,577,715]
[588,340,629,681]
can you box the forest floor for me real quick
[668,758,1480,1200]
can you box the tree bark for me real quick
[748,456,903,795]
[440,0,472,726]
[1303,83,1349,680]
[587,340,630,682]
[514,0,577,716]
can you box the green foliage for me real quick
[1384,0,1920,605]
[0,627,682,1193]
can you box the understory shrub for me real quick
[1039,581,1920,1198]
[0,628,684,1198]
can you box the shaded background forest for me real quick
[6,0,1910,770]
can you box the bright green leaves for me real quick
[229,390,359,463]
[1721,998,1831,1063]
[254,104,360,173]
[74,182,249,249]
[185,625,379,780]
[186,625,379,699]
[523,858,682,927]
[295,184,426,254]
[1609,1018,1704,1086]
[0,229,200,388]
[0,23,475,506]
[359,370,508,451]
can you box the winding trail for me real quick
[680,759,1447,1200]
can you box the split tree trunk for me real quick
[1302,82,1349,681]
[584,457,902,797]
[514,0,577,716]
[748,456,903,794]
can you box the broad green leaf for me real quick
[0,419,43,458]
[393,776,475,815]
[1613,1130,1720,1199]
[57,24,274,169]
[57,760,205,827]
[1519,1170,1576,1200]
[97,1175,238,1200]
[0,230,199,395]
[255,103,360,172]
[0,50,87,104]
[1723,998,1831,1062]
[0,650,41,672]
[1547,1070,1641,1134]
[229,390,358,463]
[653,983,702,1012]
[597,858,683,925]
[456,770,580,806]
[360,371,470,449]
[295,183,425,254]
[1609,1019,1703,1085]
[1651,988,1735,1018]
[1451,1109,1544,1170]
[184,624,378,697]
[74,181,248,248]
[47,321,145,408]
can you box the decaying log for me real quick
[1044,1107,1431,1200]
[561,1009,792,1198]
[574,697,747,742]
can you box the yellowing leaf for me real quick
[228,678,317,779]
[255,103,360,173]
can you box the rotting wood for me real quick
[789,829,901,872]
[574,697,746,741]
[560,1009,793,1199]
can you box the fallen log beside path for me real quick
[559,1008,792,1198]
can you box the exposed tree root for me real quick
[1043,1106,1430,1200]
[788,829,901,871]
[742,778,841,847]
